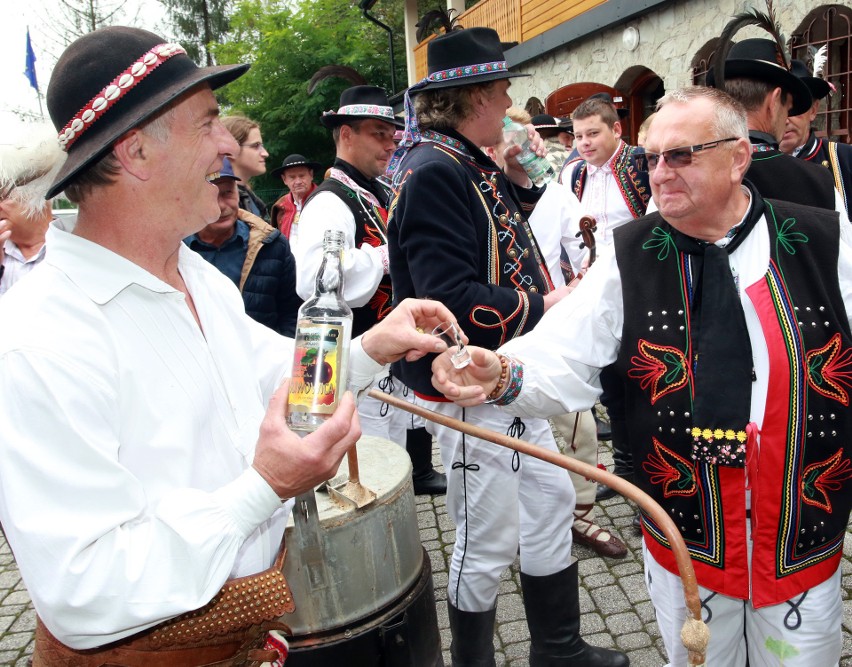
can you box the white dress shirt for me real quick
[526,182,586,284]
[578,144,639,247]
[0,218,385,649]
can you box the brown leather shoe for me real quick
[572,504,627,558]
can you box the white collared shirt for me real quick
[579,143,638,246]
[0,238,47,296]
[0,218,385,648]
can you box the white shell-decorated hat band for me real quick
[57,42,187,152]
[324,104,396,119]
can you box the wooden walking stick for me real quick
[369,389,710,666]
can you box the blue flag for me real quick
[25,28,38,93]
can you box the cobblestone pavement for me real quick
[1,433,851,666]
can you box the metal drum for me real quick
[282,435,443,666]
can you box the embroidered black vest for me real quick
[613,200,852,607]
[309,178,393,337]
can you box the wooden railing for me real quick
[412,0,606,81]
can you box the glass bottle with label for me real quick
[287,230,353,432]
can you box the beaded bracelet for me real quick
[485,354,524,406]
[485,354,509,401]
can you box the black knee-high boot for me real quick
[596,416,634,501]
[520,563,629,666]
[406,427,446,495]
[447,602,497,666]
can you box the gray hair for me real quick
[656,87,749,140]
[63,104,177,203]
[0,123,66,218]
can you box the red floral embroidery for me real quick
[802,449,852,512]
[806,333,852,405]
[628,339,690,404]
[643,438,697,497]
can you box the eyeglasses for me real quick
[241,141,265,151]
[634,138,739,172]
[0,184,14,202]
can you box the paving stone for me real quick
[0,434,850,667]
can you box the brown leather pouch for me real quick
[149,539,295,647]
[33,537,295,666]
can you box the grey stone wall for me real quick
[507,0,831,103]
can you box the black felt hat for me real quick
[531,114,560,130]
[45,26,249,199]
[790,59,831,102]
[271,154,322,179]
[320,85,404,129]
[415,27,529,92]
[706,38,812,115]
[557,117,574,133]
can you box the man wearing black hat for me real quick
[294,85,446,495]
[707,37,846,216]
[270,153,321,240]
[185,157,301,337]
[0,25,459,663]
[433,84,852,667]
[781,59,852,217]
[388,27,627,667]
[531,113,570,173]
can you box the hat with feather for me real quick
[706,1,812,116]
[790,45,833,102]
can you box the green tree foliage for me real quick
[160,0,231,66]
[213,0,406,198]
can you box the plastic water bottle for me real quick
[502,117,555,186]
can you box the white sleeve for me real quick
[0,350,283,649]
[294,191,386,307]
[498,250,623,417]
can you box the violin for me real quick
[576,215,598,268]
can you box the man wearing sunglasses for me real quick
[433,85,852,667]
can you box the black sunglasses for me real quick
[633,137,740,172]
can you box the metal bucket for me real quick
[282,435,424,636]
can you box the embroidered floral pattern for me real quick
[690,426,747,466]
[802,449,852,512]
[628,340,690,404]
[769,201,809,256]
[806,333,852,405]
[642,226,677,261]
[643,438,697,497]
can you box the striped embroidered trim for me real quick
[57,42,187,151]
[427,61,507,82]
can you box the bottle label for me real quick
[288,322,346,415]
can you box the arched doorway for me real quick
[691,38,720,86]
[544,82,626,119]
[614,66,665,144]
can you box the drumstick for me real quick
[368,388,710,666]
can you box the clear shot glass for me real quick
[432,321,471,369]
